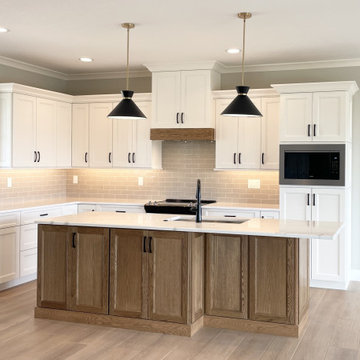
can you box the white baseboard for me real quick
[351,269,360,281]
[0,274,36,291]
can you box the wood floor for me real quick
[1,281,360,360]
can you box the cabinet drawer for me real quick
[62,204,78,215]
[20,223,37,251]
[77,204,99,213]
[0,212,20,229]
[97,205,145,213]
[20,248,37,277]
[260,210,280,219]
[204,209,261,219]
[21,207,63,225]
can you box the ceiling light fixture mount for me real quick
[108,22,146,119]
[221,12,262,117]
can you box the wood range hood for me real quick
[150,128,215,141]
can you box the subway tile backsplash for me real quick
[0,142,279,206]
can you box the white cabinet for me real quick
[77,204,99,213]
[151,70,219,129]
[20,249,37,277]
[89,103,113,168]
[203,207,261,219]
[113,101,161,168]
[215,96,279,170]
[56,101,72,167]
[0,226,19,284]
[72,104,89,167]
[260,210,280,219]
[280,186,349,289]
[97,204,145,213]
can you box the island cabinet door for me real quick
[109,229,147,319]
[249,236,297,325]
[37,225,69,310]
[148,231,189,324]
[206,234,248,319]
[68,227,109,314]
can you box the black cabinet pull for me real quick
[149,236,153,253]
[176,112,179,124]
[307,124,311,137]
[39,213,48,217]
[181,112,184,124]
[143,236,147,253]
[72,233,76,248]
[132,152,135,163]
[115,210,126,213]
[238,153,241,164]
[261,153,265,165]
[313,124,317,137]
[224,215,236,218]
[313,193,316,206]
[233,153,236,164]
[128,152,131,163]
[34,151,37,163]
[85,152,88,163]
[37,151,40,162]
[108,152,112,163]
[307,193,310,206]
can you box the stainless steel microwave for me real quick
[279,144,345,186]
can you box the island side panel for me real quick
[205,234,248,319]
[249,236,297,325]
[299,238,310,322]
[109,229,146,319]
[37,224,69,310]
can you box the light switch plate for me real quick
[7,177,12,188]
[138,177,144,186]
[73,175,78,184]
[248,179,260,189]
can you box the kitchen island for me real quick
[35,212,342,337]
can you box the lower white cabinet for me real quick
[203,208,261,219]
[0,226,20,284]
[280,186,350,289]
[20,248,37,277]
[260,210,280,219]
[77,204,99,213]
[97,204,145,213]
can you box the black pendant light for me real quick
[221,13,262,117]
[108,23,146,119]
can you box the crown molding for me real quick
[144,61,221,73]
[67,69,151,80]
[73,92,151,104]
[217,58,360,73]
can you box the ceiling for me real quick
[1,0,360,76]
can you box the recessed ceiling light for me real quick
[0,27,9,33]
[226,48,240,54]
[79,57,93,62]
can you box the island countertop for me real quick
[37,211,342,240]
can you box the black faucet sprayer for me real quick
[195,179,202,223]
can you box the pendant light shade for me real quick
[108,90,146,119]
[221,13,262,117]
[221,86,262,117]
[108,23,146,120]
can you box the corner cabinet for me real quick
[214,90,280,170]
[272,82,358,143]
[151,69,220,129]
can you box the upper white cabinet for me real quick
[56,102,72,167]
[272,82,358,143]
[215,91,279,170]
[151,69,220,129]
[72,104,89,167]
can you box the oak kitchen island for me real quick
[35,212,342,337]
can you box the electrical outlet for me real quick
[248,179,260,189]
[73,175,78,184]
[7,177,12,188]
[138,177,144,186]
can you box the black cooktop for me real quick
[144,199,216,215]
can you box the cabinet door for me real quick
[20,223,37,251]
[148,231,188,323]
[37,225,69,309]
[36,98,57,167]
[237,97,261,169]
[89,103,113,168]
[312,91,347,142]
[151,71,181,128]
[0,226,19,284]
[69,227,109,314]
[215,99,239,169]
[261,97,280,169]
[279,93,312,142]
[20,249,37,277]
[133,102,153,168]
[72,104,89,167]
[206,234,248,319]
[180,70,211,128]
[110,229,146,318]
[311,189,345,282]
[280,187,311,221]
[249,236,296,324]
[12,94,37,167]
[56,101,72,167]
[0,93,12,167]
[112,115,133,168]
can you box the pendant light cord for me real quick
[241,17,246,86]
[126,27,130,90]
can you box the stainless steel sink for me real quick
[164,216,249,224]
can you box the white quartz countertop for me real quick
[37,212,342,240]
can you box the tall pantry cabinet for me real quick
[273,81,358,290]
